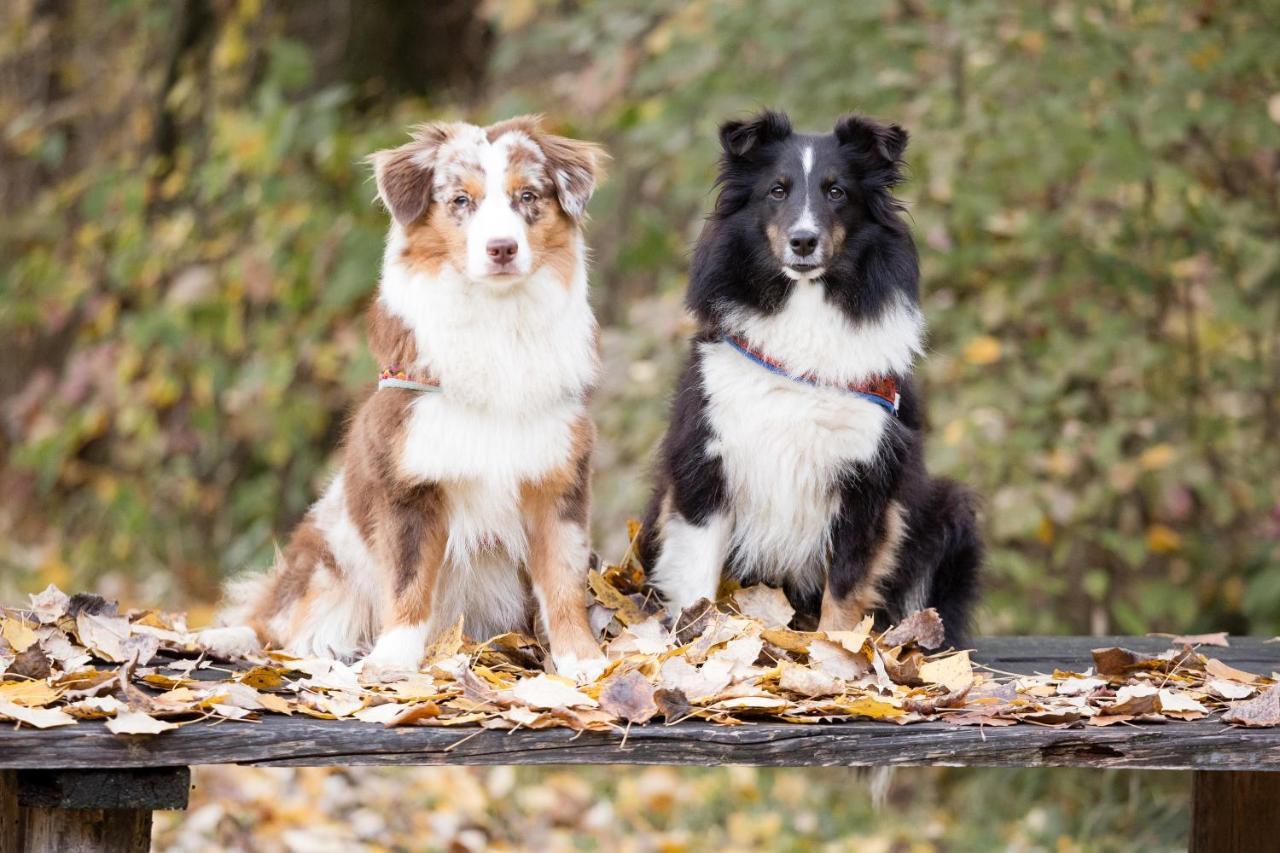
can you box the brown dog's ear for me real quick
[833,114,909,164]
[539,133,607,222]
[369,123,453,227]
[718,110,793,160]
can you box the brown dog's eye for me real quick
[520,190,538,204]
[769,184,787,200]
[826,185,845,201]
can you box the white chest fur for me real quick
[701,284,924,592]
[378,233,598,563]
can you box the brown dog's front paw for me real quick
[551,652,608,683]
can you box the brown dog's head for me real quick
[370,116,606,284]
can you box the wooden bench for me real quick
[3,636,1276,852]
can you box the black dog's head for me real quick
[689,109,918,326]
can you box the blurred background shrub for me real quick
[2,0,1278,638]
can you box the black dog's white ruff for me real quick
[639,109,981,645]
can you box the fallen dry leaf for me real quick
[808,638,869,680]
[0,577,1265,739]
[919,650,973,693]
[2,616,39,653]
[732,586,794,628]
[0,699,77,728]
[510,674,598,710]
[1106,683,1159,716]
[28,585,71,624]
[1207,679,1255,700]
[1167,632,1229,647]
[1204,658,1260,685]
[106,711,180,735]
[880,608,946,650]
[599,670,659,723]
[778,661,844,698]
[75,611,132,662]
[588,570,648,625]
[1222,685,1280,728]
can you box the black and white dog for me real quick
[638,110,981,645]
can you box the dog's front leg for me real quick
[524,493,606,683]
[364,487,446,674]
[649,400,733,617]
[651,509,732,618]
[821,463,905,633]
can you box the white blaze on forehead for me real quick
[792,144,818,237]
[466,131,538,279]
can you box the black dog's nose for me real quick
[788,230,819,257]
[486,238,518,264]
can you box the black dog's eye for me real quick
[452,194,471,207]
[827,185,846,201]
[519,190,538,204]
[769,184,787,200]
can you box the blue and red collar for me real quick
[721,334,900,415]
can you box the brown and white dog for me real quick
[224,117,608,680]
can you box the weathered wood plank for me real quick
[2,713,1277,772]
[1,769,157,853]
[17,807,152,853]
[0,637,1274,772]
[15,768,189,810]
[1,772,19,852]
[1190,770,1280,853]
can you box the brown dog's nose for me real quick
[486,238,518,264]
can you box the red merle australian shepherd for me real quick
[221,117,609,680]
[638,110,981,644]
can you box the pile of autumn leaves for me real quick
[1,554,1277,734]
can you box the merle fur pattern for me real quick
[638,110,982,645]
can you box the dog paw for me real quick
[357,657,419,684]
[195,626,261,660]
[552,652,608,683]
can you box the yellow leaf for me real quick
[0,700,76,729]
[0,681,61,707]
[825,615,874,654]
[1035,516,1055,546]
[1,617,37,653]
[257,692,294,715]
[423,616,465,665]
[1139,443,1176,470]
[963,336,1002,366]
[833,695,904,720]
[919,650,974,692]
[587,570,647,625]
[1145,524,1182,554]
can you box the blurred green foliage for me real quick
[2,0,1278,639]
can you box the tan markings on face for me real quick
[401,202,468,276]
[492,131,577,285]
[400,150,485,276]
[831,221,848,255]
[526,198,578,286]
[766,222,787,258]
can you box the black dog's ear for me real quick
[834,114,909,164]
[719,110,793,159]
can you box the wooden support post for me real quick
[1190,770,1280,853]
[0,767,189,853]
